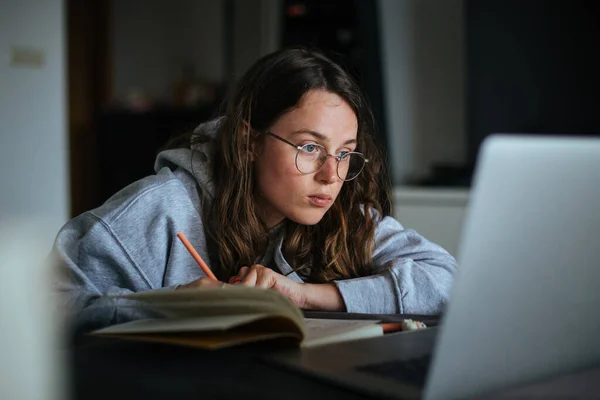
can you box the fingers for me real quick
[239,266,257,286]
[177,277,223,290]
[223,266,304,306]
[199,277,224,287]
[183,265,280,291]
[236,264,275,288]
[253,265,276,289]
[229,266,247,283]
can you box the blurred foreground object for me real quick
[0,218,67,400]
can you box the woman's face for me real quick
[253,89,358,228]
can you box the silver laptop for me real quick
[267,135,600,399]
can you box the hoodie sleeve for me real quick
[334,216,458,315]
[53,212,174,334]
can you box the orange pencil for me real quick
[380,323,404,334]
[176,232,218,280]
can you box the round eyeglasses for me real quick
[263,131,368,181]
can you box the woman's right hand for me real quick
[176,277,224,290]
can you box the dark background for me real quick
[466,0,600,164]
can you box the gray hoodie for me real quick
[53,119,458,333]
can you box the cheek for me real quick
[332,181,344,197]
[255,151,298,193]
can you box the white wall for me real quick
[0,0,69,231]
[378,0,466,183]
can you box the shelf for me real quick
[393,186,470,206]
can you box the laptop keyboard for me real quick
[355,355,432,386]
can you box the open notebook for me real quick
[92,286,384,349]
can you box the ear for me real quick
[242,120,262,161]
[241,120,252,135]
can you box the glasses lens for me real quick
[338,153,366,181]
[296,144,327,174]
[295,145,366,181]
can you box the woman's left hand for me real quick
[232,264,307,308]
[231,264,346,311]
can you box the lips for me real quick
[308,194,333,207]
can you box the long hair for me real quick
[203,47,391,282]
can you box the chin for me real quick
[286,209,328,226]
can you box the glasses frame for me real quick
[263,131,368,181]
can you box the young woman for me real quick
[54,47,457,332]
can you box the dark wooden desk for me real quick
[70,313,600,400]
[71,312,435,400]
[302,311,440,327]
[71,336,373,400]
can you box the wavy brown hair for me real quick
[202,47,391,282]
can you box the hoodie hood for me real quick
[154,117,223,199]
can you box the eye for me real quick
[301,143,319,153]
[338,151,350,160]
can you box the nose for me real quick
[316,155,338,184]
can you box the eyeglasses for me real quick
[263,131,368,181]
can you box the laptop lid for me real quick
[425,135,600,399]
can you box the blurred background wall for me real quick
[379,0,465,183]
[112,0,225,100]
[1,0,599,256]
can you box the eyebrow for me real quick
[291,129,357,146]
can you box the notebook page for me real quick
[302,318,383,348]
